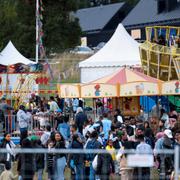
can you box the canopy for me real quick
[92,68,160,84]
[81,68,162,97]
[58,68,162,98]
[162,80,180,95]
[0,41,36,65]
[79,24,140,68]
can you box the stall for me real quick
[58,68,162,116]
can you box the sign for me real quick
[127,154,154,167]
[81,37,87,46]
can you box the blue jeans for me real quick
[75,163,84,180]
[54,156,66,180]
[37,169,43,180]
[89,162,95,180]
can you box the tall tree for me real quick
[0,0,81,58]
[0,0,18,50]
[15,0,36,58]
[43,0,81,54]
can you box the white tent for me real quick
[0,41,36,65]
[0,41,37,97]
[79,23,141,83]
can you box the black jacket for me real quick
[17,153,35,179]
[75,112,87,133]
[96,152,115,175]
[71,140,84,165]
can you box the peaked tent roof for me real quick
[122,0,180,28]
[0,41,36,66]
[79,24,140,68]
[92,68,162,84]
[75,2,125,32]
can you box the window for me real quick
[131,29,141,39]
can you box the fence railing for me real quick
[1,110,95,135]
[0,147,179,180]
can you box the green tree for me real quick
[0,0,18,50]
[0,0,81,58]
[15,0,36,58]
[43,0,81,54]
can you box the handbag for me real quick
[92,154,98,171]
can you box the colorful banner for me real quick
[162,81,180,95]
[120,82,160,96]
[81,84,117,98]
[58,84,80,98]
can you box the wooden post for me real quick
[157,52,160,79]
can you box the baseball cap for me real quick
[164,129,173,138]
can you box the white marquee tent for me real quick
[0,41,35,65]
[0,41,37,95]
[79,23,141,83]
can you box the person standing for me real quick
[54,132,66,180]
[70,134,85,180]
[17,138,35,180]
[49,96,59,112]
[0,133,16,169]
[75,107,87,134]
[0,97,13,133]
[135,134,153,180]
[72,98,79,114]
[17,105,31,144]
[102,113,112,141]
[86,131,101,180]
[96,148,115,180]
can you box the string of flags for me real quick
[36,0,54,81]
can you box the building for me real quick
[122,0,180,41]
[75,2,131,47]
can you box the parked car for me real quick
[93,42,106,52]
[70,46,94,55]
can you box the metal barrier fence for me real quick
[0,147,179,179]
[1,114,57,136]
[1,110,95,135]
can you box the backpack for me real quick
[86,140,96,161]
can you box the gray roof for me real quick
[122,0,180,28]
[75,2,125,32]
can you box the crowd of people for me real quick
[0,95,179,180]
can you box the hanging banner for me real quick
[81,84,117,98]
[162,80,180,95]
[120,82,160,96]
[58,84,80,98]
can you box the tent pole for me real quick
[36,0,39,63]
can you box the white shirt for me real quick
[17,109,31,128]
[50,101,59,112]
[41,131,51,146]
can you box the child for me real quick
[0,162,17,180]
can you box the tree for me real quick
[0,0,18,50]
[43,0,81,55]
[0,0,82,58]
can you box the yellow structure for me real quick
[140,26,180,81]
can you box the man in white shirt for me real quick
[49,96,59,112]
[17,105,31,144]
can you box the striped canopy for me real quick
[92,68,161,84]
